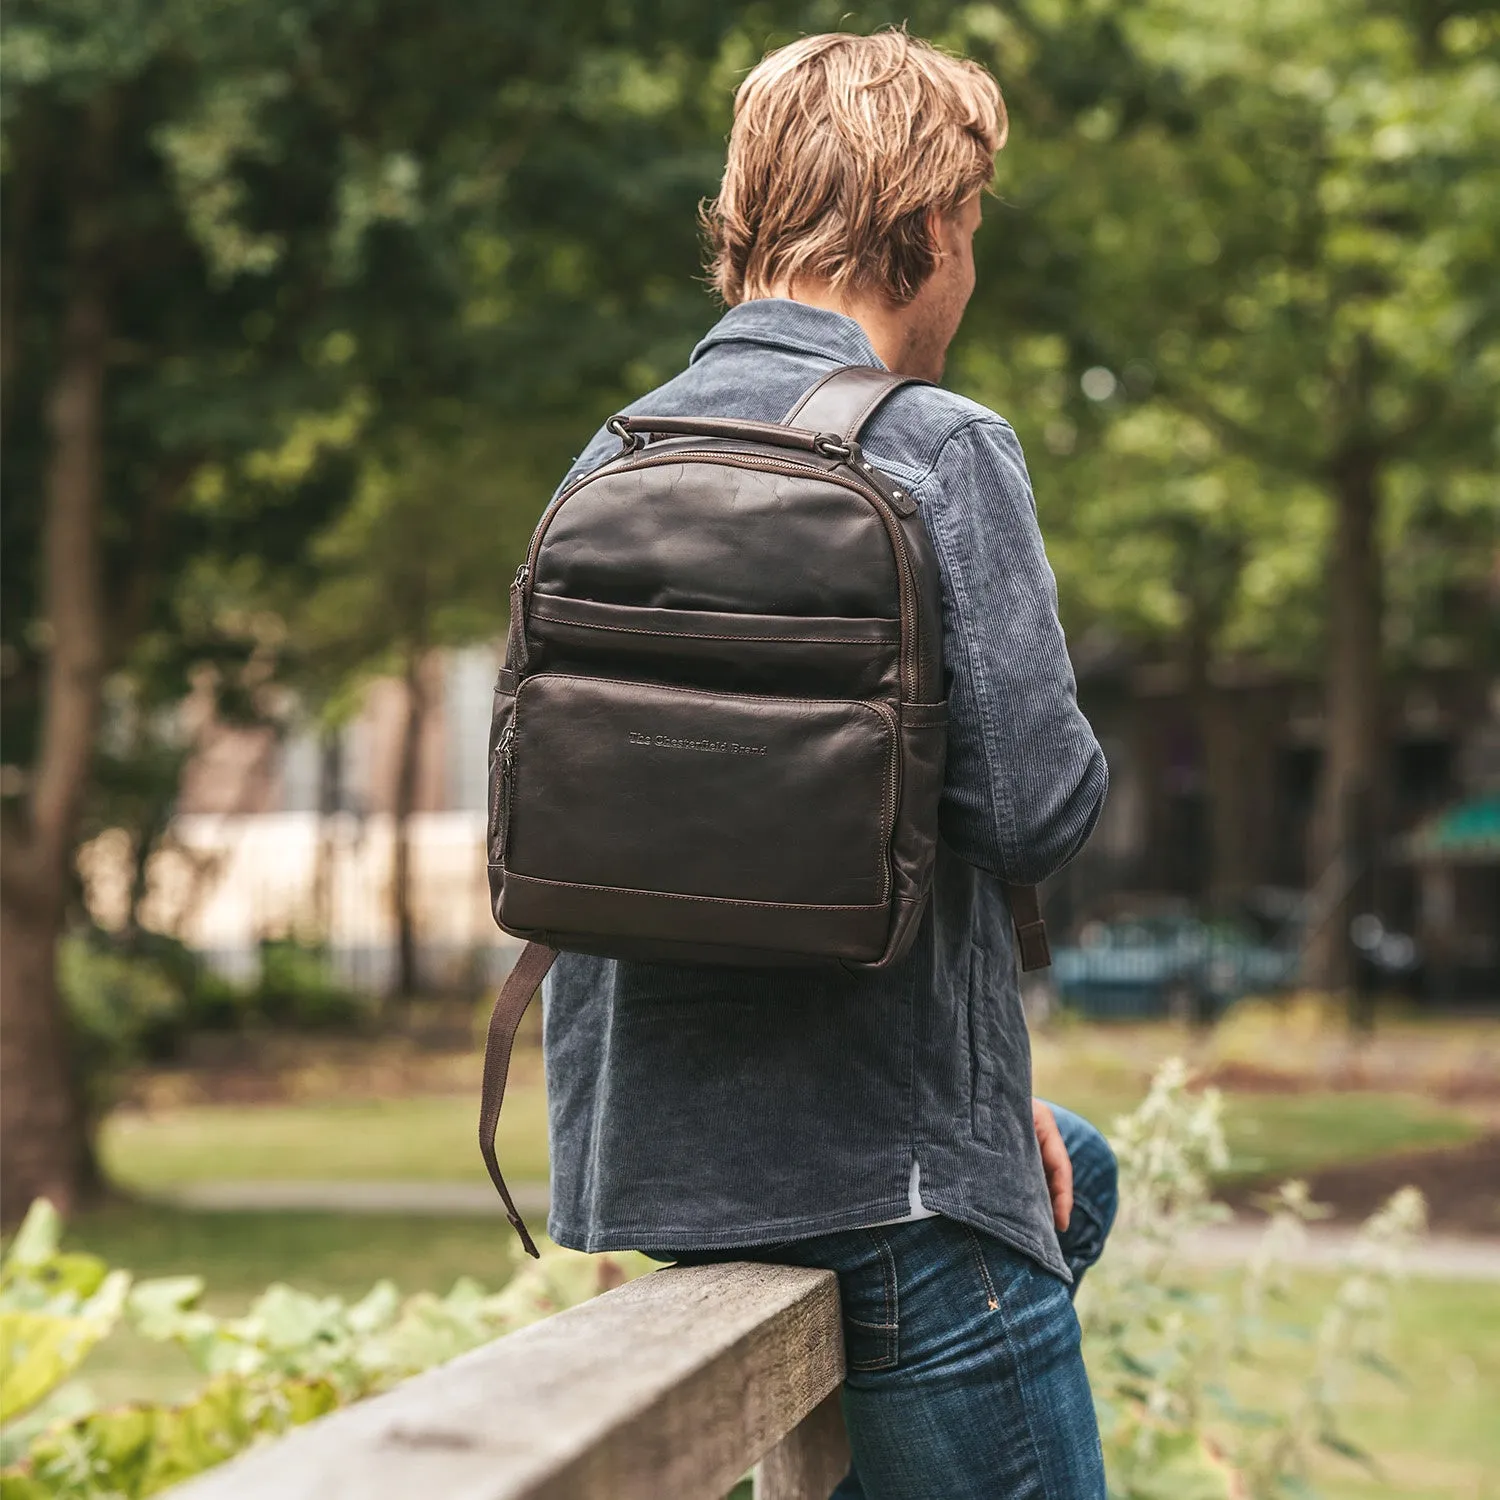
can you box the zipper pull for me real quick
[507,566,531,673]
[493,723,516,864]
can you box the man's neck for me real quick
[763,284,933,380]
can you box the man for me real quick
[541,31,1115,1499]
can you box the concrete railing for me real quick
[166,1262,850,1500]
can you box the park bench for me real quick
[166,1261,850,1500]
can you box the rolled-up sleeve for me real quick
[923,417,1108,886]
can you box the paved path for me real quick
[1178,1222,1500,1280]
[163,1180,1500,1280]
[170,1180,554,1216]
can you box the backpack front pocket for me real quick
[525,595,900,699]
[494,674,899,962]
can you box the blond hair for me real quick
[704,31,1006,307]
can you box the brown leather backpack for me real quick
[480,368,1050,1254]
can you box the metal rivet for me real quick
[893,490,904,499]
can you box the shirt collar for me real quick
[690,298,886,369]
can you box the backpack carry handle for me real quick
[608,413,853,460]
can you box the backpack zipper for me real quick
[492,723,515,863]
[519,452,922,701]
[868,699,902,903]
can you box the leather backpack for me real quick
[480,368,1051,1255]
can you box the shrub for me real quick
[60,932,374,1083]
[251,939,370,1031]
[1081,1059,1427,1498]
[59,939,192,1089]
[126,931,245,1035]
[0,1200,648,1498]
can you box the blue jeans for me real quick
[671,1104,1117,1499]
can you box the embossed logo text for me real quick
[628,730,767,756]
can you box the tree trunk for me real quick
[1200,683,1249,913]
[391,650,427,1001]
[1180,546,1248,913]
[1306,450,1385,992]
[125,765,181,945]
[0,102,114,1220]
[0,888,100,1221]
[311,729,342,940]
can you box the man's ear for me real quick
[925,206,948,263]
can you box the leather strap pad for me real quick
[784,366,928,442]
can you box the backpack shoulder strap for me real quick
[790,367,1054,975]
[1004,882,1053,972]
[784,366,928,442]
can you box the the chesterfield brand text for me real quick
[628,730,767,756]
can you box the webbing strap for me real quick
[479,940,558,1257]
[1004,883,1052,971]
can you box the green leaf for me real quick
[33,1253,109,1303]
[283,1377,340,1426]
[143,1377,254,1491]
[1318,1429,1381,1474]
[247,1285,342,1351]
[0,1379,98,1467]
[1,1312,105,1422]
[0,1468,54,1500]
[1273,1477,1320,1498]
[345,1281,399,1336]
[128,1276,207,1341]
[129,1277,205,1319]
[1,1204,61,1276]
[78,1404,156,1490]
[1356,1349,1406,1386]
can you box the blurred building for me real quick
[1061,656,1499,1003]
[84,639,1496,1003]
[81,647,515,995]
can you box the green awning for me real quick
[1403,794,1500,864]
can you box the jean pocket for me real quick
[840,1231,899,1372]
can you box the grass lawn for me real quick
[102,1087,552,1189]
[101,1064,1481,1193]
[1211,1274,1500,1500]
[54,1202,1500,1500]
[66,1202,525,1297]
[1212,1091,1481,1183]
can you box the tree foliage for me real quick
[2,0,1495,1210]
[0,0,798,1214]
[947,0,1500,927]
[952,0,1498,655]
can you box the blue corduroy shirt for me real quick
[540,300,1108,1280]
